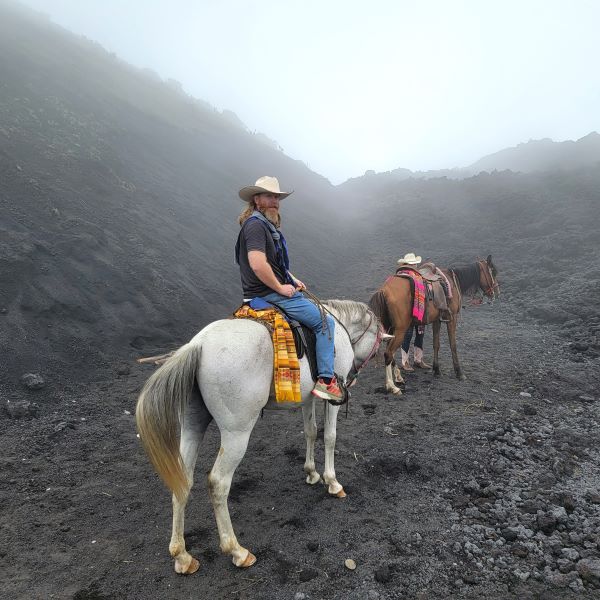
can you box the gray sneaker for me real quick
[311,377,343,402]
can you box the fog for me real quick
[20,0,600,184]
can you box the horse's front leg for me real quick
[207,426,257,568]
[322,402,346,497]
[170,390,211,575]
[302,398,321,485]
[432,320,441,376]
[446,318,466,380]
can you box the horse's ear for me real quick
[487,254,492,264]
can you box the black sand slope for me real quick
[0,1,344,383]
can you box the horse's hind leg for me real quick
[170,384,212,575]
[322,402,346,497]
[302,398,322,485]
[208,425,257,568]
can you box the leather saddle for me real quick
[243,297,319,381]
[418,263,449,312]
[418,262,444,282]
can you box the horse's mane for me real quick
[449,263,480,294]
[324,299,370,323]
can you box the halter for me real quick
[345,310,385,386]
[477,259,499,299]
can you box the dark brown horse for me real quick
[369,255,499,394]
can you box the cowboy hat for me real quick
[397,252,422,265]
[238,176,293,202]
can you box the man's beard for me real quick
[259,207,281,227]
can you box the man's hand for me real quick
[279,284,296,298]
[293,278,307,291]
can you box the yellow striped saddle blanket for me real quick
[233,304,301,403]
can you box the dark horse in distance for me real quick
[369,255,499,394]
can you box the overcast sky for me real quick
[22,0,600,183]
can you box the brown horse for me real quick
[369,255,499,394]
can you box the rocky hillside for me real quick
[469,133,600,174]
[0,1,345,380]
[1,0,599,391]
[342,167,600,347]
[339,133,600,195]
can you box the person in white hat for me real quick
[234,176,343,403]
[396,252,431,371]
[397,252,422,268]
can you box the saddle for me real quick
[232,301,319,403]
[418,262,444,282]
[233,303,301,403]
[281,320,348,407]
[418,262,452,313]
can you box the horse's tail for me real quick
[135,342,201,503]
[369,289,392,333]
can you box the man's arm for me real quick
[248,250,296,297]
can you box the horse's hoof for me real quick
[185,558,200,574]
[306,472,322,485]
[240,551,257,568]
[388,387,402,395]
[458,374,467,381]
[334,488,347,498]
[175,556,200,575]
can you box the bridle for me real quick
[345,309,385,386]
[477,259,499,299]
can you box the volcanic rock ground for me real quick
[2,297,599,600]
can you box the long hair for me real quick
[238,201,256,226]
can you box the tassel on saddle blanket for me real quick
[392,267,426,322]
[233,304,301,403]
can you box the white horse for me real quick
[136,299,386,574]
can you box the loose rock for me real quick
[577,558,600,586]
[5,399,39,419]
[20,373,45,390]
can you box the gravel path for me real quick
[1,301,599,600]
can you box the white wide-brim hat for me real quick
[238,176,293,202]
[397,252,422,265]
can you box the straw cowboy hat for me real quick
[397,252,422,266]
[238,176,293,202]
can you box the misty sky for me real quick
[21,0,600,183]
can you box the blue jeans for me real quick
[261,291,335,378]
[402,325,424,353]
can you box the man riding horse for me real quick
[235,176,343,403]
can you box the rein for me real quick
[302,290,383,386]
